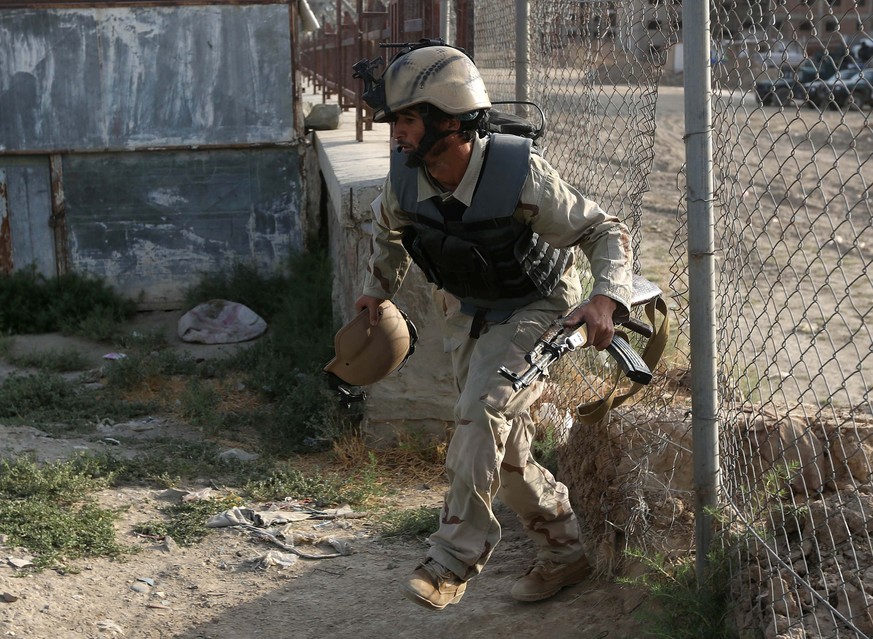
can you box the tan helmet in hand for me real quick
[375,45,491,123]
[323,300,417,387]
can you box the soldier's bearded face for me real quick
[392,109,425,154]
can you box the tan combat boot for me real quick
[510,554,593,602]
[400,558,467,610]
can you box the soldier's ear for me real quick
[441,118,462,132]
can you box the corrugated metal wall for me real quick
[0,2,304,308]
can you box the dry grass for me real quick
[121,374,260,414]
[330,432,448,488]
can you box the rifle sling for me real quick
[575,295,670,426]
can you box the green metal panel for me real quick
[63,148,304,308]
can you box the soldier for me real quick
[354,42,633,610]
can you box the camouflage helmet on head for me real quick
[368,43,491,124]
[355,40,491,122]
[351,41,492,167]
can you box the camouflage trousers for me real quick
[426,298,587,582]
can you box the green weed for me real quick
[619,464,802,639]
[0,268,136,336]
[255,373,350,453]
[0,457,133,570]
[0,372,151,431]
[183,262,291,323]
[532,422,563,476]
[102,349,198,392]
[8,346,90,373]
[190,251,347,454]
[377,506,440,540]
[112,327,169,352]
[620,547,735,639]
[178,378,221,428]
[71,306,127,342]
[0,455,113,501]
[87,440,244,486]
[244,459,381,507]
[132,494,244,546]
[742,461,799,523]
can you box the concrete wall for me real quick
[311,121,455,440]
[62,149,304,307]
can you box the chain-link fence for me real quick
[706,2,873,634]
[474,1,872,637]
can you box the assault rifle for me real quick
[498,275,665,392]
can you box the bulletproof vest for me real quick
[391,133,572,311]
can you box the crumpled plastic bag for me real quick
[207,507,264,528]
[178,299,267,344]
[255,551,299,569]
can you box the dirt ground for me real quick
[0,486,650,639]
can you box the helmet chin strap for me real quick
[402,122,455,168]
[399,106,483,168]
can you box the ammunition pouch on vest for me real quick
[401,222,556,308]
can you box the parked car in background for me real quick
[751,39,806,71]
[752,48,867,109]
[755,65,799,106]
[831,68,873,109]
[755,59,838,107]
[801,63,863,109]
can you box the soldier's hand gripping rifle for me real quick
[498,275,665,392]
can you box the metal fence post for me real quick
[515,0,529,104]
[682,0,720,582]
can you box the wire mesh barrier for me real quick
[691,6,872,638]
[476,1,873,637]
[707,64,873,639]
[301,0,873,635]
